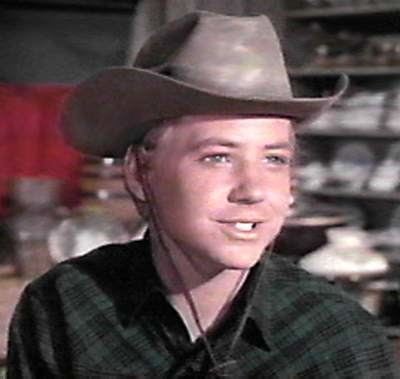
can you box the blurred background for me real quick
[1,0,400,370]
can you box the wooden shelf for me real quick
[302,188,400,202]
[286,4,400,19]
[290,66,400,77]
[299,129,400,140]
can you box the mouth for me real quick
[231,222,258,232]
[217,220,263,239]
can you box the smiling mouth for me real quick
[218,220,262,233]
[217,221,261,241]
[233,222,257,232]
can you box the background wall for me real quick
[0,0,282,83]
[0,2,137,83]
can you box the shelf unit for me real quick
[286,4,400,19]
[284,2,400,230]
[299,130,400,140]
[303,189,400,202]
[290,66,400,77]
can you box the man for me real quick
[7,11,400,378]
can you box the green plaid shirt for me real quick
[7,239,400,378]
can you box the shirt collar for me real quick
[240,254,277,350]
[223,255,277,350]
[112,238,165,326]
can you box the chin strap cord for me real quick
[124,147,273,378]
[206,244,272,378]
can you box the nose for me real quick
[228,162,265,205]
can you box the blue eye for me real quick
[265,155,291,166]
[202,154,231,164]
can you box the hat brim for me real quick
[61,67,348,157]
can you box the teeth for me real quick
[234,222,254,232]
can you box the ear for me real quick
[123,146,147,202]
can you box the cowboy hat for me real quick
[61,11,348,158]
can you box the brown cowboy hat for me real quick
[61,11,348,158]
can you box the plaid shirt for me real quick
[7,239,400,378]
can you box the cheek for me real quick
[178,172,227,214]
[269,192,291,215]
[148,166,215,218]
[266,177,292,213]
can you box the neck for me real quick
[150,232,249,341]
[173,270,249,342]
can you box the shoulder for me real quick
[263,254,376,325]
[8,240,154,375]
[259,254,400,376]
[266,253,357,301]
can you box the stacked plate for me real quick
[79,157,145,237]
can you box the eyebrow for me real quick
[190,137,293,151]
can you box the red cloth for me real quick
[0,84,83,216]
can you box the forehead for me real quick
[158,115,293,147]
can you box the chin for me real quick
[224,260,260,271]
[213,245,267,271]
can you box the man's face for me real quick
[145,115,294,273]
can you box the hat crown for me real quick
[134,12,292,100]
[61,11,347,158]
